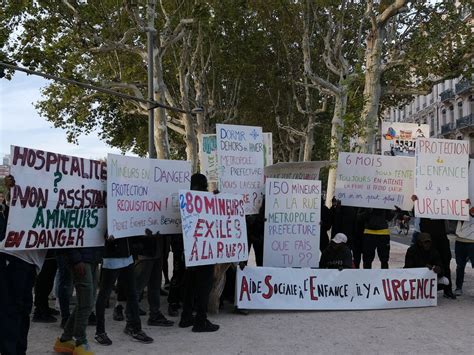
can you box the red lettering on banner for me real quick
[262,275,273,299]
[239,276,251,301]
[309,276,318,301]
[5,231,25,248]
[194,219,205,238]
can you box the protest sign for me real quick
[414,138,469,220]
[263,132,273,167]
[264,161,331,180]
[179,190,248,266]
[107,154,191,238]
[199,134,219,183]
[381,122,430,157]
[4,146,106,250]
[263,178,321,268]
[216,124,264,215]
[335,152,414,210]
[236,266,437,310]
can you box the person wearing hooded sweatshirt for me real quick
[319,233,353,270]
[404,233,445,283]
[179,173,219,333]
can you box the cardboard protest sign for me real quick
[263,132,273,167]
[199,134,219,183]
[236,266,437,310]
[381,122,429,157]
[216,124,264,215]
[4,146,106,250]
[179,190,248,266]
[264,161,331,180]
[414,138,469,220]
[335,153,414,210]
[107,154,191,238]
[263,178,321,268]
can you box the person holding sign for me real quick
[0,175,47,355]
[94,235,153,346]
[179,173,219,333]
[454,210,474,296]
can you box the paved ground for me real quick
[27,238,474,355]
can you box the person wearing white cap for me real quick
[319,233,353,270]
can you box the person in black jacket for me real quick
[404,232,443,274]
[359,208,395,269]
[94,235,153,346]
[319,198,332,252]
[246,198,265,267]
[179,173,219,333]
[411,195,457,299]
[320,233,353,270]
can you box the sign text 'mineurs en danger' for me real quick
[4,146,107,250]
[179,190,248,266]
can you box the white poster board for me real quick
[236,266,437,310]
[264,161,331,181]
[263,178,321,268]
[199,134,219,183]
[4,146,106,249]
[216,124,264,215]
[335,153,415,210]
[107,154,191,238]
[381,122,430,157]
[414,138,469,220]
[179,190,248,266]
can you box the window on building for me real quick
[458,101,463,119]
[442,109,447,125]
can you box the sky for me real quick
[0,71,124,162]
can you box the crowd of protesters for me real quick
[1,173,473,355]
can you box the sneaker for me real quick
[124,327,154,344]
[33,311,57,323]
[168,304,179,317]
[113,305,124,321]
[454,288,463,296]
[139,307,147,316]
[192,319,220,333]
[88,312,97,326]
[72,343,94,355]
[178,315,195,328]
[94,333,112,346]
[53,337,75,353]
[148,312,174,327]
[443,290,457,299]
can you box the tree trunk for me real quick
[303,115,315,162]
[359,27,385,154]
[154,54,171,159]
[326,90,347,205]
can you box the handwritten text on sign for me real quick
[5,146,107,250]
[414,138,469,220]
[263,178,321,268]
[216,124,264,215]
[199,134,219,183]
[236,266,437,310]
[335,153,414,210]
[107,154,191,238]
[179,190,248,266]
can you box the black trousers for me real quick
[115,270,128,303]
[0,254,36,355]
[95,264,141,334]
[34,257,57,312]
[351,235,364,269]
[432,236,453,293]
[363,234,390,269]
[181,264,214,323]
[168,238,185,306]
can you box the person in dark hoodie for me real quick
[359,207,395,269]
[319,198,333,252]
[319,233,353,270]
[179,173,219,332]
[404,232,443,274]
[53,238,102,355]
[94,234,153,346]
[411,195,458,299]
